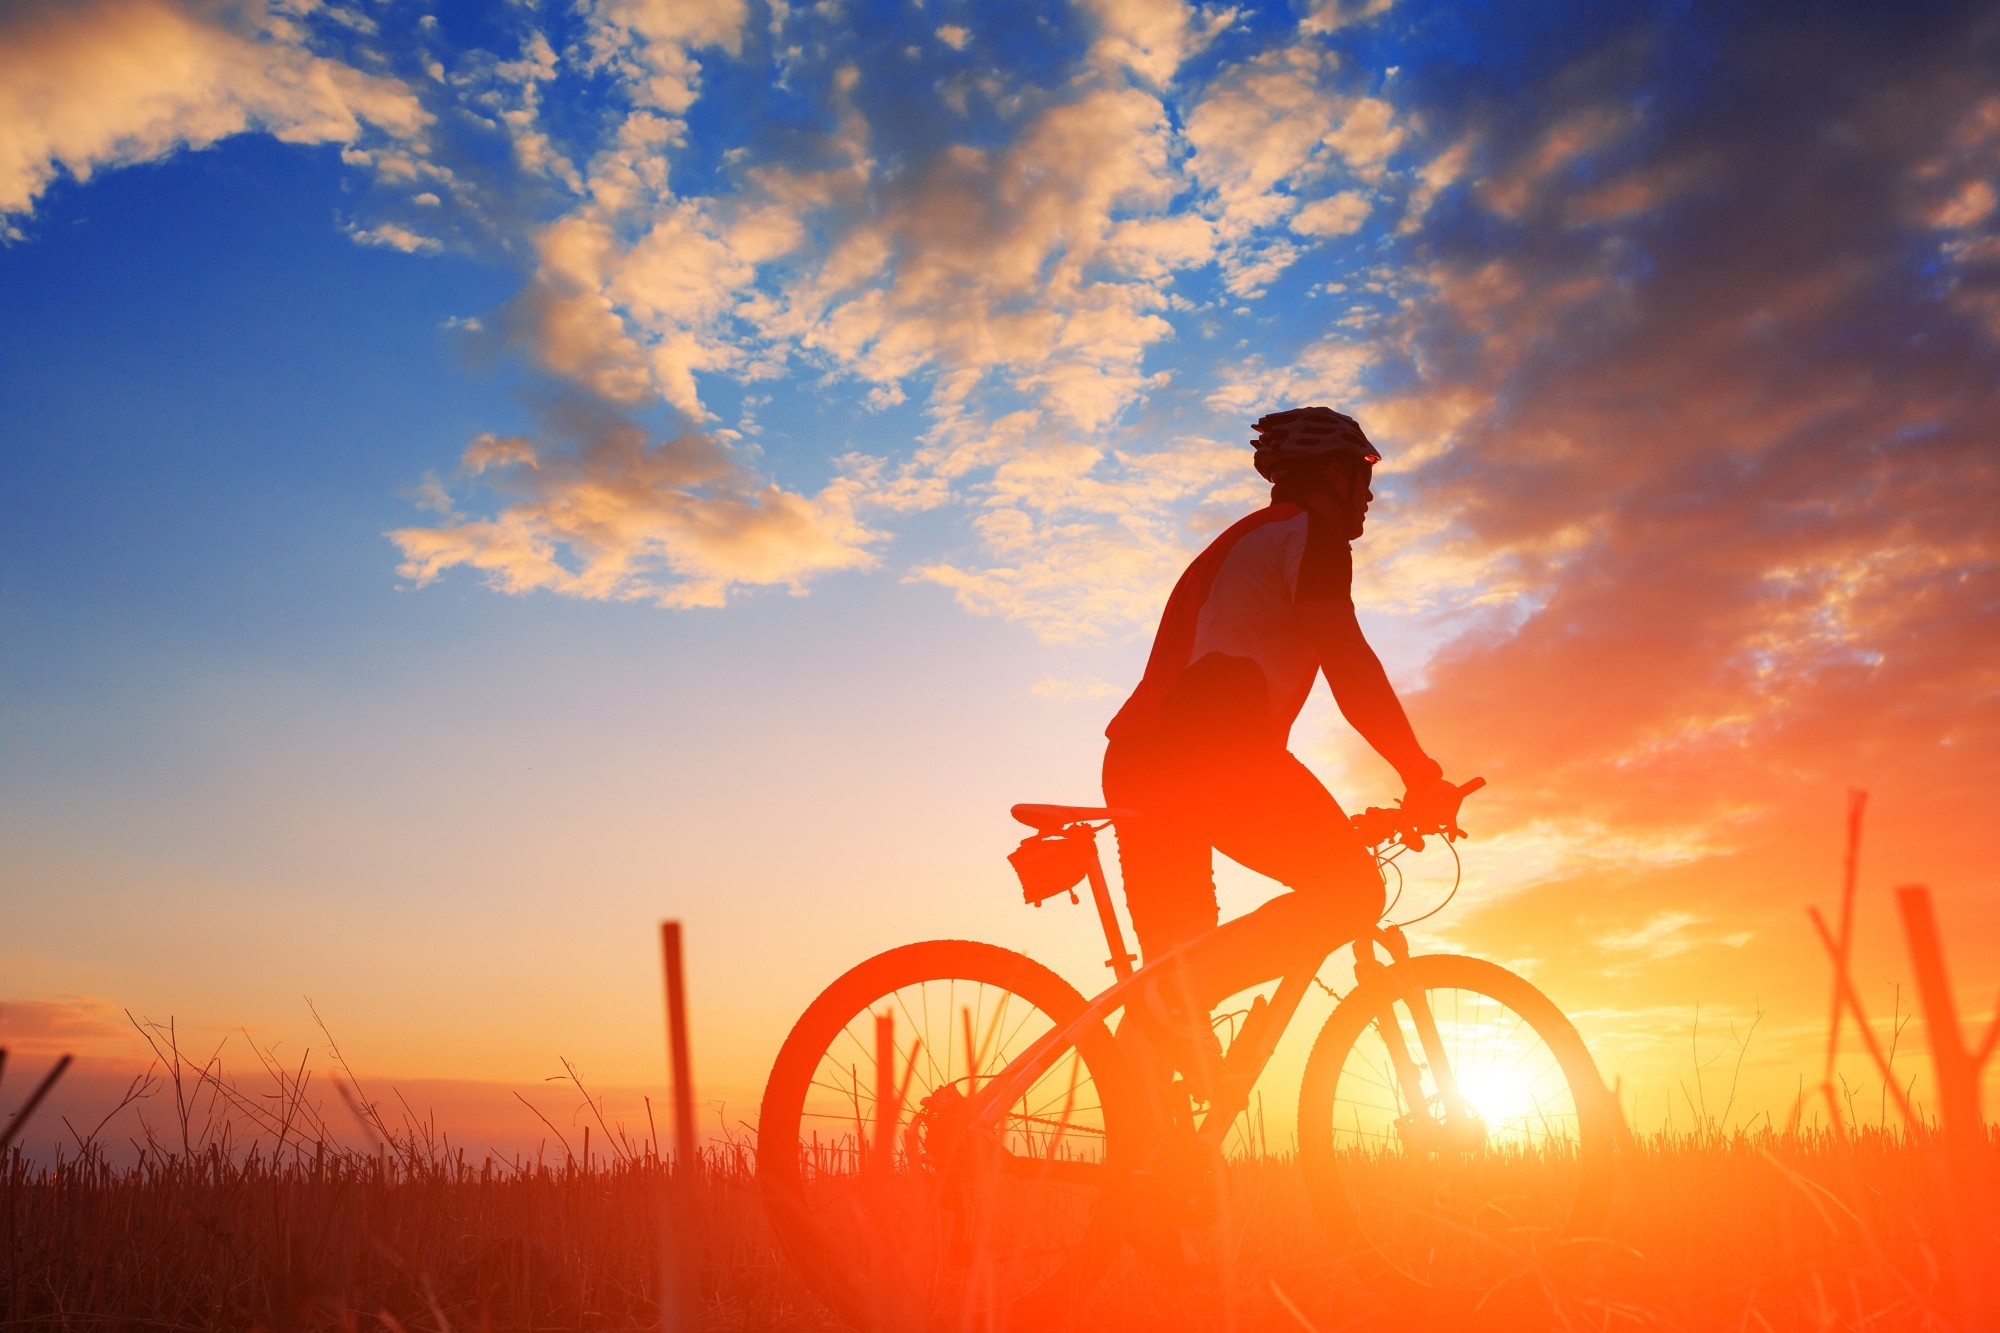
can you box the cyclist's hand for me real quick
[1400,774,1463,835]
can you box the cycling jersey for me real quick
[1107,500,1351,746]
[1102,497,1432,964]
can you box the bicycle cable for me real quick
[1384,830,1464,930]
[1379,847,1406,917]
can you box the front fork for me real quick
[1354,926,1484,1151]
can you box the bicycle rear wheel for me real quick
[1298,955,1615,1304]
[758,941,1139,1332]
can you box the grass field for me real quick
[5,829,1990,1330]
[1,1121,1990,1331]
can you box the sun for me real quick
[1451,1061,1552,1133]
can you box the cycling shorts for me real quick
[1102,727,1383,964]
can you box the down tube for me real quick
[962,942,1216,1125]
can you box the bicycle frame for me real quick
[966,818,1458,1152]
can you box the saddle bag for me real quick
[1006,834,1088,907]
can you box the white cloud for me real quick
[486,29,582,193]
[389,422,887,609]
[756,85,1192,431]
[348,222,441,253]
[911,433,1262,641]
[1322,97,1403,182]
[1185,46,1340,239]
[1078,0,1236,86]
[1206,333,1375,415]
[1299,0,1397,34]
[1399,137,1470,232]
[1291,190,1371,236]
[581,0,747,115]
[454,17,1442,636]
[0,0,428,222]
[1183,45,1408,292]
[0,0,1466,640]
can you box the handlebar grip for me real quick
[1457,776,1486,797]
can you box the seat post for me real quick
[1076,827,1137,978]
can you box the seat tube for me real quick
[1079,829,1137,978]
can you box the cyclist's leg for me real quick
[1179,749,1384,1006]
[1103,733,1230,1094]
[1102,731,1220,962]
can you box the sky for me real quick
[2,0,1997,1160]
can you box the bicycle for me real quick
[757,779,1616,1330]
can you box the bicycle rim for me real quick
[759,941,1134,1332]
[1298,955,1614,1299]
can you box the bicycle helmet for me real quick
[1251,406,1380,481]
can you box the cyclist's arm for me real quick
[1297,596,1443,787]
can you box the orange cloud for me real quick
[1305,10,2000,1096]
[0,997,138,1059]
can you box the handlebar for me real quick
[1350,776,1485,853]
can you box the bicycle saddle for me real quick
[1009,803,1139,833]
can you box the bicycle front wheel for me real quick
[758,941,1139,1332]
[1298,954,1615,1302]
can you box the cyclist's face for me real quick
[1315,460,1374,538]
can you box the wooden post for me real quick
[1894,886,1997,1328]
[659,921,698,1333]
[663,922,697,1174]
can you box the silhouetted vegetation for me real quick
[3,1119,1995,1330]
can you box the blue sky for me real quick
[3,0,1998,1150]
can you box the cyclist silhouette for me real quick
[758,420,1611,1319]
[1105,407,1460,1072]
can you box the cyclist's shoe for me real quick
[1141,972,1227,1104]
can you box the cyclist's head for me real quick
[1254,407,1379,532]
[1252,406,1379,483]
